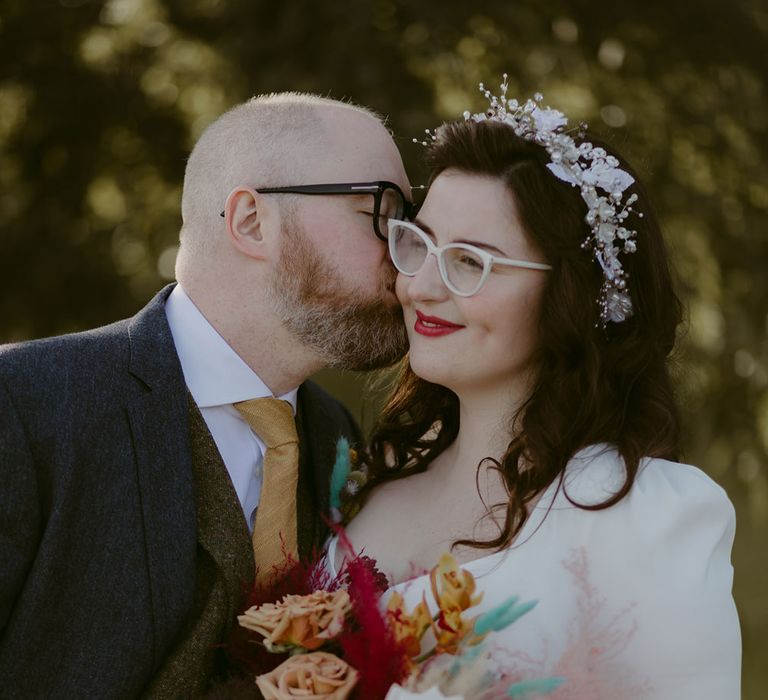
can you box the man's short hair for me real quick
[179,93,383,253]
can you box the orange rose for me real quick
[238,590,351,651]
[256,652,358,700]
[385,591,432,658]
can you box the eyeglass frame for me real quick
[387,218,553,297]
[219,181,414,241]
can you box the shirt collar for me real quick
[164,284,298,412]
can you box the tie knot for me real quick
[234,398,298,448]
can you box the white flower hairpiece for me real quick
[415,75,641,326]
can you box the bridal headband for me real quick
[415,75,640,326]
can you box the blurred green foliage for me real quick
[1,0,765,694]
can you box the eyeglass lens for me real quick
[375,186,406,238]
[389,223,486,294]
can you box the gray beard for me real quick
[267,221,408,371]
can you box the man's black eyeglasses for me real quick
[219,181,415,241]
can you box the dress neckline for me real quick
[326,464,565,589]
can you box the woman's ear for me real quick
[223,186,282,260]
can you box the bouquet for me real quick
[228,440,641,699]
[235,540,565,700]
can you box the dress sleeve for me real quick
[609,461,741,700]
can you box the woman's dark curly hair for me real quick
[358,118,683,552]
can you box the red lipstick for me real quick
[414,311,465,337]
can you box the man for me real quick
[0,93,412,697]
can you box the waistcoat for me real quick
[143,399,255,698]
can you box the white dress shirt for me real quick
[165,284,298,532]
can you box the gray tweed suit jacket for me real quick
[0,285,360,698]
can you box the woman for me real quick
[328,84,740,698]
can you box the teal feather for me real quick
[447,642,487,676]
[329,437,351,510]
[506,677,566,697]
[473,596,538,636]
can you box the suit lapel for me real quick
[126,289,357,640]
[126,285,198,667]
[187,396,254,602]
[295,384,341,558]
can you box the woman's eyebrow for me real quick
[415,218,508,256]
[456,239,508,256]
[413,218,437,238]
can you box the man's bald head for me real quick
[179,92,384,253]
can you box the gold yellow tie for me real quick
[234,397,299,584]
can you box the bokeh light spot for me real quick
[552,17,578,43]
[598,38,625,70]
[157,245,178,280]
[600,104,627,128]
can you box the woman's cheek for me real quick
[395,273,410,306]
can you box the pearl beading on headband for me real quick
[415,76,640,326]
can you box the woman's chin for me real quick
[409,359,459,390]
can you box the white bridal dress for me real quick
[326,444,741,700]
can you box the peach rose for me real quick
[256,651,358,700]
[238,590,351,651]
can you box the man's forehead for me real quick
[306,141,407,184]
[319,103,383,131]
[296,106,409,189]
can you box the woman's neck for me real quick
[434,376,532,489]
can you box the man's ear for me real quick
[223,186,282,260]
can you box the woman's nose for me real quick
[402,251,449,302]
